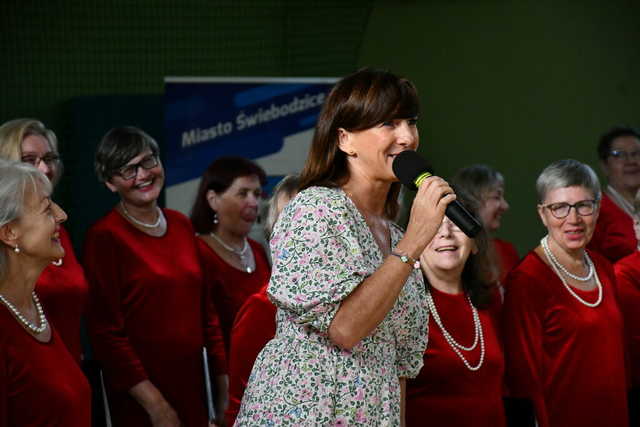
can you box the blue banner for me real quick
[163,77,336,214]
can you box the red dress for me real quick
[224,286,276,426]
[493,238,519,284]
[589,193,638,262]
[406,287,506,427]
[36,225,88,363]
[0,307,91,426]
[615,251,640,387]
[84,209,227,427]
[502,250,628,427]
[196,238,270,349]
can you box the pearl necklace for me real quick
[541,236,593,282]
[426,288,485,371]
[540,237,603,307]
[0,291,48,334]
[120,202,163,228]
[209,232,254,273]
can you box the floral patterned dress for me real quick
[235,187,428,426]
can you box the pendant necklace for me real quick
[210,232,254,273]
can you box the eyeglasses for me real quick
[609,150,640,161]
[21,153,60,168]
[116,155,159,180]
[539,199,598,219]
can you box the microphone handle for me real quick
[444,200,483,238]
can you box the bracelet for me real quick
[391,251,421,269]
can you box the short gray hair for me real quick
[536,159,601,203]
[95,126,160,182]
[0,159,52,281]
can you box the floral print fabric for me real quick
[235,187,428,426]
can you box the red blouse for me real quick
[0,308,91,426]
[196,238,270,349]
[502,250,628,427]
[224,286,276,426]
[84,209,226,427]
[493,238,519,284]
[406,287,506,427]
[36,225,88,362]
[589,193,638,262]
[615,251,640,387]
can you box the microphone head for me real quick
[392,150,431,190]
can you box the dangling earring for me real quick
[13,245,20,253]
[213,212,219,225]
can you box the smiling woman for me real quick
[84,126,228,426]
[190,156,270,349]
[502,159,628,427]
[0,159,90,426]
[235,68,457,426]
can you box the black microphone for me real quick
[392,150,483,238]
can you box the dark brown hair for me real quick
[190,156,266,234]
[298,68,420,220]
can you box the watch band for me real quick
[391,251,421,269]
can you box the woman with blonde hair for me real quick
[0,119,88,363]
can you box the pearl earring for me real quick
[13,245,20,253]
[213,212,219,225]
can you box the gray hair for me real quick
[452,164,505,203]
[536,159,601,203]
[0,159,52,281]
[95,126,160,182]
[264,174,300,240]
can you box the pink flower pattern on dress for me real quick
[235,187,428,426]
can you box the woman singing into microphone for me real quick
[235,68,456,425]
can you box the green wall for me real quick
[359,0,640,254]
[1,0,373,244]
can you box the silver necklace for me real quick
[541,236,593,281]
[541,237,602,307]
[0,291,48,334]
[120,202,163,228]
[209,232,253,273]
[426,288,485,371]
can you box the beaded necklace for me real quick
[0,291,48,334]
[426,288,485,371]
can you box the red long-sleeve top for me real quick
[0,307,91,426]
[36,225,88,362]
[493,238,519,284]
[196,238,270,349]
[502,250,628,427]
[84,209,227,426]
[615,251,640,387]
[589,193,638,262]
[406,287,506,427]
[224,286,276,426]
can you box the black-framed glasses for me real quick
[609,149,640,161]
[21,153,60,168]
[539,199,598,219]
[116,155,159,180]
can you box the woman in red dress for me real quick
[615,251,640,425]
[406,192,506,427]
[452,164,519,287]
[84,127,227,426]
[0,160,91,426]
[0,119,88,363]
[224,174,298,426]
[502,159,628,427]
[589,126,640,261]
[190,157,271,350]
